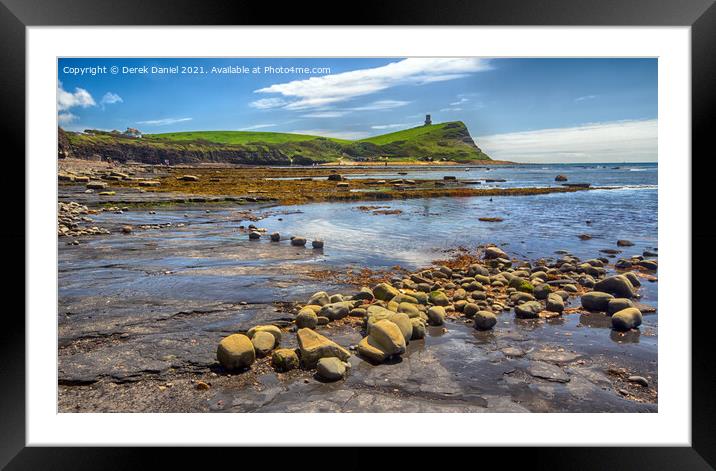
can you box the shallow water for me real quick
[58,163,658,411]
[269,162,657,190]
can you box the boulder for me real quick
[216,334,255,370]
[251,331,276,357]
[463,303,480,318]
[514,301,542,319]
[247,325,282,344]
[429,291,450,306]
[638,260,658,271]
[611,307,643,331]
[410,318,426,339]
[349,308,367,318]
[249,231,261,240]
[388,312,413,343]
[86,181,108,190]
[373,283,400,301]
[393,293,419,304]
[510,292,536,304]
[474,310,497,330]
[290,237,307,247]
[545,293,564,313]
[356,336,388,363]
[368,319,406,356]
[616,239,634,247]
[408,291,429,304]
[427,306,446,326]
[581,291,615,311]
[271,348,299,372]
[270,232,281,242]
[320,301,355,321]
[555,174,568,182]
[295,308,318,329]
[316,357,347,381]
[398,302,421,318]
[594,275,636,298]
[307,291,330,306]
[353,287,374,302]
[296,328,351,367]
[534,283,552,300]
[312,240,325,249]
[484,246,508,260]
[622,272,641,287]
[178,175,199,182]
[607,298,634,315]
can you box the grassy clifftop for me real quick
[61,121,490,165]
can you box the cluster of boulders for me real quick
[579,273,646,331]
[57,202,110,238]
[59,166,163,192]
[246,226,324,248]
[214,244,657,382]
[216,324,350,382]
[614,254,658,272]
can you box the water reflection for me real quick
[610,329,641,344]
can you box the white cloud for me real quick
[300,111,349,118]
[58,112,78,124]
[450,97,470,106]
[57,81,95,111]
[239,123,277,130]
[290,129,370,140]
[440,107,463,112]
[350,100,410,111]
[475,119,657,163]
[371,123,419,130]
[250,97,288,109]
[136,117,193,126]
[100,92,123,106]
[575,95,597,102]
[299,100,410,118]
[254,58,492,110]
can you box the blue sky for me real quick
[58,57,657,162]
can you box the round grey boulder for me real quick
[534,283,552,300]
[611,307,643,331]
[296,308,318,329]
[316,357,347,381]
[607,298,634,315]
[594,275,636,298]
[474,310,497,330]
[290,237,307,247]
[514,301,542,319]
[546,293,564,313]
[581,291,614,311]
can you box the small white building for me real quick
[123,127,143,138]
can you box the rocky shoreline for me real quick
[58,158,600,207]
[58,224,658,412]
[57,161,658,413]
[211,244,657,393]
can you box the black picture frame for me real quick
[3,0,713,467]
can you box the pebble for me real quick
[627,375,649,387]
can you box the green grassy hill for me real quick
[61,121,490,165]
[149,130,350,145]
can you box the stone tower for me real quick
[424,114,432,126]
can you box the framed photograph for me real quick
[5,0,713,464]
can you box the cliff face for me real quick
[58,127,70,159]
[59,121,491,165]
[64,140,302,165]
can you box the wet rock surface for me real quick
[57,180,658,413]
